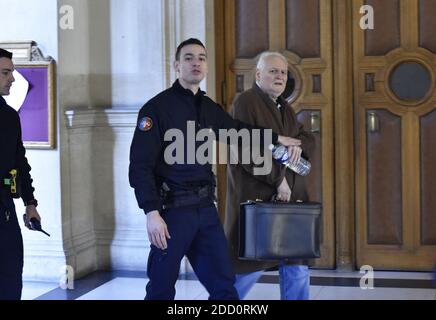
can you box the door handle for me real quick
[310,111,321,133]
[367,112,379,133]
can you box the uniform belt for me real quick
[161,185,215,210]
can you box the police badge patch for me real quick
[138,117,153,132]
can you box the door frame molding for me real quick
[214,0,228,221]
[332,0,355,270]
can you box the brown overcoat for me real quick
[224,83,315,274]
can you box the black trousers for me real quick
[0,205,23,300]
[145,205,238,300]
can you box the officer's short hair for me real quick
[0,48,13,60]
[256,52,288,71]
[175,38,206,61]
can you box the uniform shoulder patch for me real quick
[138,117,153,132]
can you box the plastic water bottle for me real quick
[269,144,311,176]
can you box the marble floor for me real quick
[21,269,436,300]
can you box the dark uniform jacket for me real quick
[0,96,35,210]
[224,84,315,274]
[129,80,278,214]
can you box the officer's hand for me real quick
[276,178,292,202]
[24,205,41,230]
[146,210,171,250]
[277,136,301,147]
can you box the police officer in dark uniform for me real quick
[0,48,41,300]
[129,39,299,300]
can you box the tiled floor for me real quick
[22,269,436,300]
[21,281,59,301]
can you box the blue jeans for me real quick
[235,264,309,300]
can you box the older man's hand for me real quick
[276,178,292,202]
[288,145,302,165]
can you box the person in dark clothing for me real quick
[129,39,300,300]
[0,48,41,300]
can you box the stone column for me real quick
[162,0,216,98]
[59,0,166,277]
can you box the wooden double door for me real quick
[215,0,436,270]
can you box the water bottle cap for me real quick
[268,144,274,151]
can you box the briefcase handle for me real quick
[270,194,304,203]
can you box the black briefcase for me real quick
[238,201,321,261]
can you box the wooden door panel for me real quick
[297,111,322,204]
[218,0,335,268]
[354,0,436,270]
[419,0,436,53]
[420,109,436,245]
[235,0,269,57]
[366,109,403,245]
[365,0,401,56]
[286,0,320,57]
